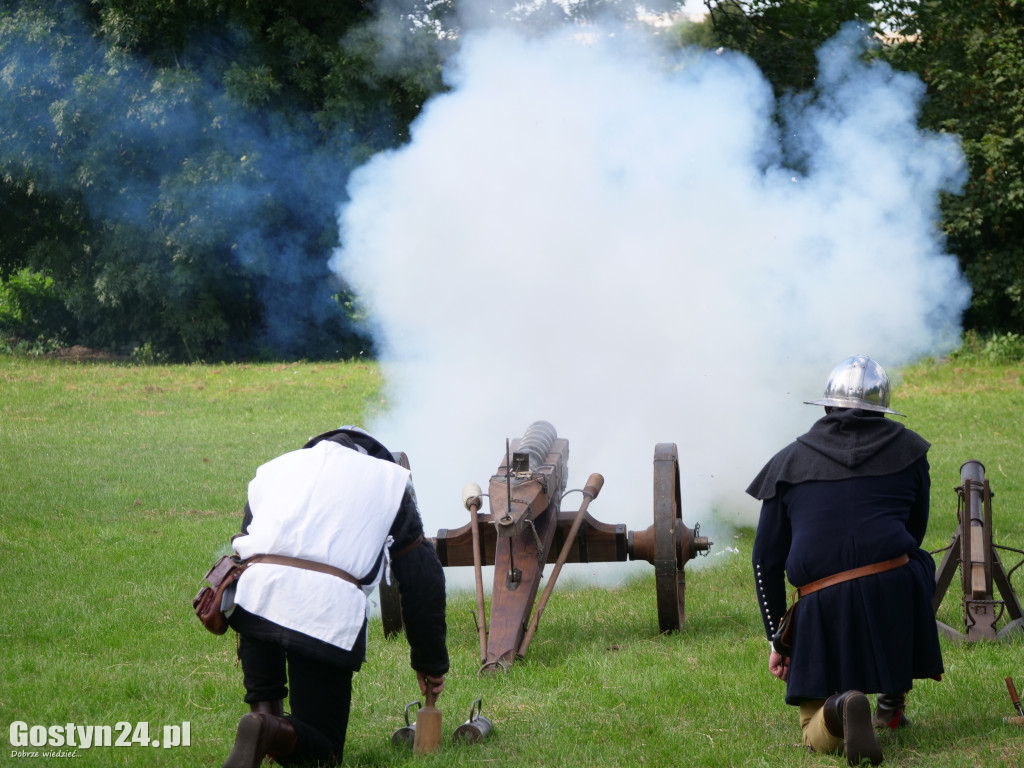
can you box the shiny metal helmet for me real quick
[804,355,904,415]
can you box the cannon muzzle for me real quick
[490,421,568,538]
[513,420,558,474]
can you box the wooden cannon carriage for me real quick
[382,421,711,672]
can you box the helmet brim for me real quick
[803,397,904,416]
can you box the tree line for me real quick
[1,0,1021,361]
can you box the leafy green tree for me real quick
[883,0,1024,334]
[0,0,453,360]
[93,0,453,147]
[0,267,75,343]
[701,0,891,95]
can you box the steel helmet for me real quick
[804,355,904,415]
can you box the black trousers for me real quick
[238,635,354,766]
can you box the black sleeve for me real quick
[752,493,791,643]
[388,484,450,676]
[905,456,931,545]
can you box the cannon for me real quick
[380,421,711,672]
[931,459,1024,642]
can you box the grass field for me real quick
[2,355,1023,767]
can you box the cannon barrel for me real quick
[492,421,567,538]
[931,458,1024,644]
[514,421,558,473]
[961,460,991,601]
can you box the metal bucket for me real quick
[452,698,493,744]
[390,701,420,747]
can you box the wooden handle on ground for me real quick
[413,687,442,755]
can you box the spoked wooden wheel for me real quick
[649,443,711,632]
[652,443,686,633]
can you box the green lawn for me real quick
[2,356,1023,766]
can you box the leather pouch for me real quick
[771,600,796,656]
[192,555,246,635]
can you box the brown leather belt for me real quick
[797,554,909,598]
[245,554,364,588]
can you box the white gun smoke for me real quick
[331,22,969,585]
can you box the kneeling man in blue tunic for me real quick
[747,356,943,766]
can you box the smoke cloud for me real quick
[332,19,969,573]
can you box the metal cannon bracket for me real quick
[931,459,1024,643]
[379,422,712,673]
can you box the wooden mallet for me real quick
[413,684,442,755]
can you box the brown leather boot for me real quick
[822,691,884,766]
[222,712,298,768]
[873,693,909,729]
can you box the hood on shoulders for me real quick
[746,409,929,500]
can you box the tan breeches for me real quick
[799,699,843,754]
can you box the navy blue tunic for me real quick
[749,410,943,705]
